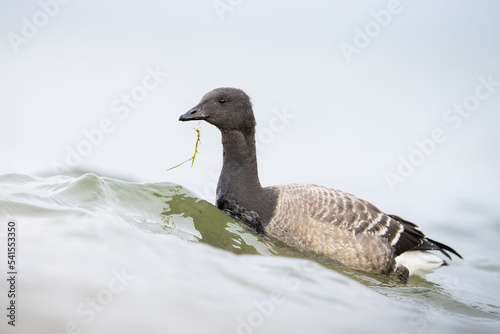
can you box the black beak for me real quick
[179,104,207,121]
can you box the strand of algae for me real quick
[167,122,201,171]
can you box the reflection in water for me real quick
[1,172,498,333]
[151,177,499,320]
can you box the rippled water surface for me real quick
[0,173,499,334]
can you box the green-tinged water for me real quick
[0,173,499,334]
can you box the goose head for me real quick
[180,87,255,134]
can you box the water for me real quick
[0,173,499,334]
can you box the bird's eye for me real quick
[218,97,226,104]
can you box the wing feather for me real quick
[272,184,461,259]
[266,184,461,275]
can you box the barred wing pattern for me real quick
[265,184,460,275]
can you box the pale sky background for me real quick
[1,0,499,221]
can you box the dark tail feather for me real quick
[388,214,463,260]
[425,237,463,260]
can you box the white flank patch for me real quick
[395,251,446,277]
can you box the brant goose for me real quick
[179,87,462,283]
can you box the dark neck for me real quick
[217,129,263,200]
[216,128,278,227]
